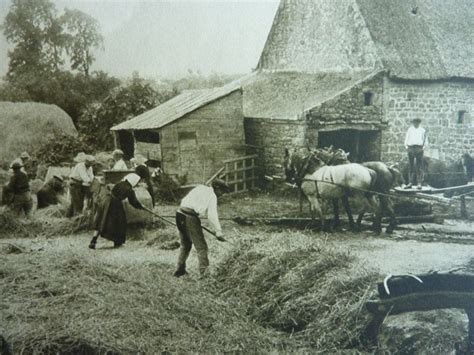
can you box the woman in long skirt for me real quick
[88,173,144,249]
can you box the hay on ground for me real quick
[213,232,379,352]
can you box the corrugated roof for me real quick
[257,0,474,80]
[111,81,241,131]
[241,70,375,120]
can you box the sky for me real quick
[0,0,280,78]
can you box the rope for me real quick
[294,177,467,202]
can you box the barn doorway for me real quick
[117,130,135,160]
[317,129,380,162]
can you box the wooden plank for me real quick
[205,166,225,186]
[225,177,259,185]
[366,292,474,315]
[222,154,258,164]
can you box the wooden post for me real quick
[466,307,474,352]
[461,196,468,219]
[363,311,387,348]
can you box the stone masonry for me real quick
[382,78,474,163]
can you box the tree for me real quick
[3,0,64,77]
[79,75,160,150]
[61,9,103,77]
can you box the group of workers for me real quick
[1,118,431,277]
[3,148,230,278]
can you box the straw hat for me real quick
[20,152,31,159]
[112,149,124,156]
[130,154,148,166]
[85,155,96,163]
[73,152,87,163]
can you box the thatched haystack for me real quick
[0,102,77,164]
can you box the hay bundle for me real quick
[1,252,282,353]
[0,102,77,164]
[213,233,379,351]
[0,206,89,239]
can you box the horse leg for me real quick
[307,195,325,231]
[332,199,340,229]
[342,194,356,231]
[356,209,365,229]
[367,194,382,235]
[382,197,396,234]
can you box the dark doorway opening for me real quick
[117,130,135,160]
[317,129,381,162]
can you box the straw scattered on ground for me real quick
[0,206,89,239]
[213,232,380,352]
[0,249,282,353]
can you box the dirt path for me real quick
[4,219,474,279]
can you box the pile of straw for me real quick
[213,232,379,352]
[1,252,281,353]
[0,206,89,239]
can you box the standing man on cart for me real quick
[404,118,428,189]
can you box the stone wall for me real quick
[244,117,316,175]
[159,90,245,184]
[244,74,387,173]
[307,74,384,125]
[382,78,474,163]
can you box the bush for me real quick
[36,133,91,166]
[78,75,160,150]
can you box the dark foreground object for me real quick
[364,273,474,352]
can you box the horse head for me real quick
[283,148,323,185]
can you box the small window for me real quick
[134,130,160,143]
[364,92,373,106]
[178,131,197,151]
[458,110,467,124]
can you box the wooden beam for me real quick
[366,292,474,315]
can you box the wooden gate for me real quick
[222,154,258,193]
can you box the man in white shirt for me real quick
[174,179,230,277]
[68,154,95,216]
[404,118,428,189]
[112,149,128,170]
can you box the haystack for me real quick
[0,102,77,164]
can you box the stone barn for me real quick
[241,0,474,175]
[111,82,245,184]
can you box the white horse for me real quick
[285,149,379,231]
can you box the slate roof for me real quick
[111,81,241,131]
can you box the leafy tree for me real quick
[79,75,160,150]
[3,0,62,77]
[0,70,120,126]
[61,8,103,77]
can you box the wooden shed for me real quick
[111,82,245,184]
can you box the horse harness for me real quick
[297,153,335,199]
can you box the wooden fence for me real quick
[222,154,259,193]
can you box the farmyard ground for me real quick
[1,191,474,353]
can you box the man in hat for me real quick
[68,154,95,216]
[5,161,32,217]
[174,179,230,277]
[112,149,128,170]
[130,154,148,168]
[404,118,428,189]
[10,152,36,180]
[37,175,65,209]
